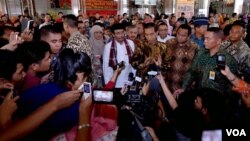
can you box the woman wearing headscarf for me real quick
[89,25,106,88]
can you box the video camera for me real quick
[125,73,143,105]
[116,72,160,141]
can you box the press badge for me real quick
[209,71,215,80]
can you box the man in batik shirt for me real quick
[165,24,199,93]
[131,23,170,77]
[174,27,238,96]
[63,14,92,56]
[220,22,250,82]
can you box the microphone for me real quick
[125,72,134,86]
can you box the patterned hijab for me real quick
[90,25,105,56]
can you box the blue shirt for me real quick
[17,83,79,140]
[191,34,204,48]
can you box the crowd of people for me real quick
[0,10,250,141]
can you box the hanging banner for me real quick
[85,0,118,16]
[176,0,194,19]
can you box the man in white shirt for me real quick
[157,22,174,43]
[103,23,135,88]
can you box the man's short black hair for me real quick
[126,24,137,31]
[64,14,78,28]
[144,22,157,32]
[123,13,128,17]
[177,24,192,36]
[15,41,51,71]
[58,12,63,15]
[157,22,168,31]
[111,23,125,33]
[40,25,62,40]
[0,50,18,81]
[232,20,246,33]
[207,27,224,39]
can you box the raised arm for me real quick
[156,73,178,110]
[0,90,81,141]
[76,93,93,141]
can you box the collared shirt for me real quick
[221,40,250,75]
[103,39,135,88]
[165,38,199,92]
[157,35,175,43]
[182,48,238,94]
[191,34,204,48]
[66,31,92,56]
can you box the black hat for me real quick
[111,23,125,33]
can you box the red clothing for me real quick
[103,81,115,90]
[21,73,41,91]
[56,18,63,23]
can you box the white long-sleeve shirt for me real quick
[103,39,135,88]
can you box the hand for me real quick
[156,73,164,83]
[21,29,33,42]
[51,90,82,110]
[153,55,162,67]
[173,89,184,99]
[120,85,128,95]
[0,91,19,128]
[7,32,23,50]
[144,57,153,67]
[0,82,14,90]
[40,72,52,84]
[144,127,159,141]
[114,65,123,75]
[220,65,231,77]
[142,82,149,96]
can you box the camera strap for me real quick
[130,110,144,127]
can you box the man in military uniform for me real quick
[221,22,250,82]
